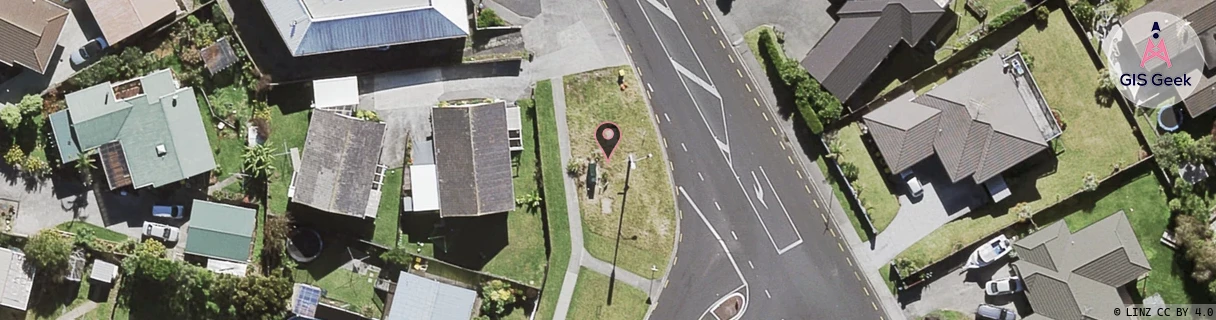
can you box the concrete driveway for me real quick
[0,0,101,103]
[0,166,104,237]
[902,259,1029,319]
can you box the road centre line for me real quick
[748,261,754,269]
[698,172,704,181]
[681,143,687,151]
[731,231,737,240]
[664,113,670,122]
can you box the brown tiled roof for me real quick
[84,0,177,44]
[1013,212,1150,320]
[0,0,68,73]
[801,0,946,103]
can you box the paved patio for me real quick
[0,166,105,237]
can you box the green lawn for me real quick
[371,168,404,247]
[918,309,970,320]
[534,80,575,320]
[480,94,548,286]
[198,88,249,181]
[265,106,312,215]
[293,240,384,318]
[564,67,676,279]
[818,158,869,242]
[835,124,899,234]
[1029,174,1197,304]
[893,9,1142,268]
[55,221,128,242]
[567,268,650,320]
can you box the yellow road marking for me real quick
[788,156,794,164]
[679,233,683,242]
[626,45,632,53]
[855,271,861,280]
[663,138,668,148]
[746,83,752,92]
[820,212,827,222]
[872,301,878,310]
[665,280,669,288]
[753,97,759,106]
[805,185,812,194]
[736,69,743,77]
[673,256,678,265]
[830,228,836,237]
[780,142,786,150]
[695,0,699,4]
[614,21,619,30]
[712,26,718,35]
[863,286,870,296]
[846,257,853,266]
[702,11,708,20]
[770,127,777,136]
[839,242,845,252]
[797,171,803,179]
[813,199,819,208]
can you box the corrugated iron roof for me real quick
[432,101,515,217]
[258,0,469,57]
[294,111,386,217]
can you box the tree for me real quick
[15,94,41,116]
[1153,132,1216,173]
[241,145,277,181]
[25,230,72,279]
[1081,172,1098,192]
[1095,68,1118,106]
[76,149,97,184]
[1014,202,1036,229]
[135,238,167,258]
[1072,2,1096,30]
[480,280,518,317]
[355,110,381,122]
[1112,0,1133,16]
[0,105,20,130]
[1034,5,1049,22]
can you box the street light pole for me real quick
[646,265,657,304]
[608,153,651,305]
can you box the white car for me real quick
[966,235,1013,269]
[900,170,923,198]
[985,276,1023,295]
[143,221,180,242]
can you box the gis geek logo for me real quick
[1103,12,1204,109]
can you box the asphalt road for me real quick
[598,0,892,319]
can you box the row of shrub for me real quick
[757,29,841,134]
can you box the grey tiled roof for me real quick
[801,0,946,103]
[1012,212,1151,320]
[432,102,515,217]
[863,55,1049,182]
[294,111,386,217]
[1124,1,1216,117]
[258,0,469,57]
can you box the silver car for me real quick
[985,276,1024,295]
[143,221,180,242]
[977,304,1016,320]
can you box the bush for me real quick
[477,8,508,28]
[987,3,1028,33]
[355,109,381,122]
[480,280,519,317]
[25,230,72,279]
[1072,2,1096,29]
[23,157,49,176]
[119,253,292,319]
[1034,6,1049,22]
[758,29,836,133]
[1081,172,1098,192]
[0,106,20,130]
[3,147,23,166]
[839,161,859,182]
[15,94,41,116]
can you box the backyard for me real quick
[478,96,548,286]
[564,67,676,279]
[832,124,900,234]
[934,0,1027,61]
[567,268,650,320]
[892,9,1143,269]
[371,168,404,247]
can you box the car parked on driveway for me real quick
[152,205,185,219]
[965,235,1013,269]
[143,221,179,242]
[976,304,1016,320]
[985,276,1024,295]
[900,170,924,199]
[70,37,108,66]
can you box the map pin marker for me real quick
[595,122,621,163]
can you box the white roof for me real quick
[206,259,248,277]
[90,260,118,283]
[312,77,360,109]
[0,249,33,311]
[410,164,440,211]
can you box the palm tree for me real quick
[76,149,97,185]
[242,145,277,181]
[1015,202,1036,229]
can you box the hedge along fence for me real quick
[756,29,842,134]
[843,0,1050,127]
[892,155,1156,289]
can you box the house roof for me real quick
[385,271,476,320]
[0,0,68,73]
[431,102,515,217]
[0,249,34,311]
[312,76,360,109]
[184,200,257,262]
[293,111,386,217]
[863,54,1051,182]
[410,164,440,212]
[1122,1,1216,117]
[801,0,945,103]
[1013,212,1150,320]
[83,0,177,44]
[257,0,469,57]
[53,69,216,189]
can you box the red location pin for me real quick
[595,122,621,163]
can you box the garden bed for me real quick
[831,124,899,234]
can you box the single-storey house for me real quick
[83,0,178,45]
[0,248,35,312]
[1120,1,1216,117]
[429,101,515,218]
[0,0,69,74]
[1012,211,1149,320]
[861,52,1061,201]
[49,69,216,190]
[383,271,477,320]
[801,0,952,106]
[256,0,469,57]
[290,111,387,218]
[184,199,256,276]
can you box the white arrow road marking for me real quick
[751,171,768,209]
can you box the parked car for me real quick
[976,304,1017,320]
[152,205,185,219]
[143,221,180,242]
[985,276,1024,295]
[965,235,1013,269]
[900,170,924,199]
[70,38,108,66]
[1011,59,1025,76]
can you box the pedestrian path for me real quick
[550,76,584,320]
[56,301,98,320]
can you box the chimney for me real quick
[156,145,167,156]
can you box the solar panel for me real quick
[294,284,322,318]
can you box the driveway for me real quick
[901,259,1029,319]
[862,157,991,269]
[0,166,104,237]
[0,0,100,103]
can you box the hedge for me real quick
[757,29,841,134]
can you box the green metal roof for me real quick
[185,200,256,262]
[47,110,80,163]
[57,69,216,189]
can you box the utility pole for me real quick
[647,265,657,304]
[608,153,651,305]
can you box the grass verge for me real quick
[918,309,970,320]
[835,124,899,233]
[568,268,649,320]
[892,9,1141,268]
[564,67,675,279]
[534,80,575,320]
[371,168,404,247]
[55,221,128,242]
